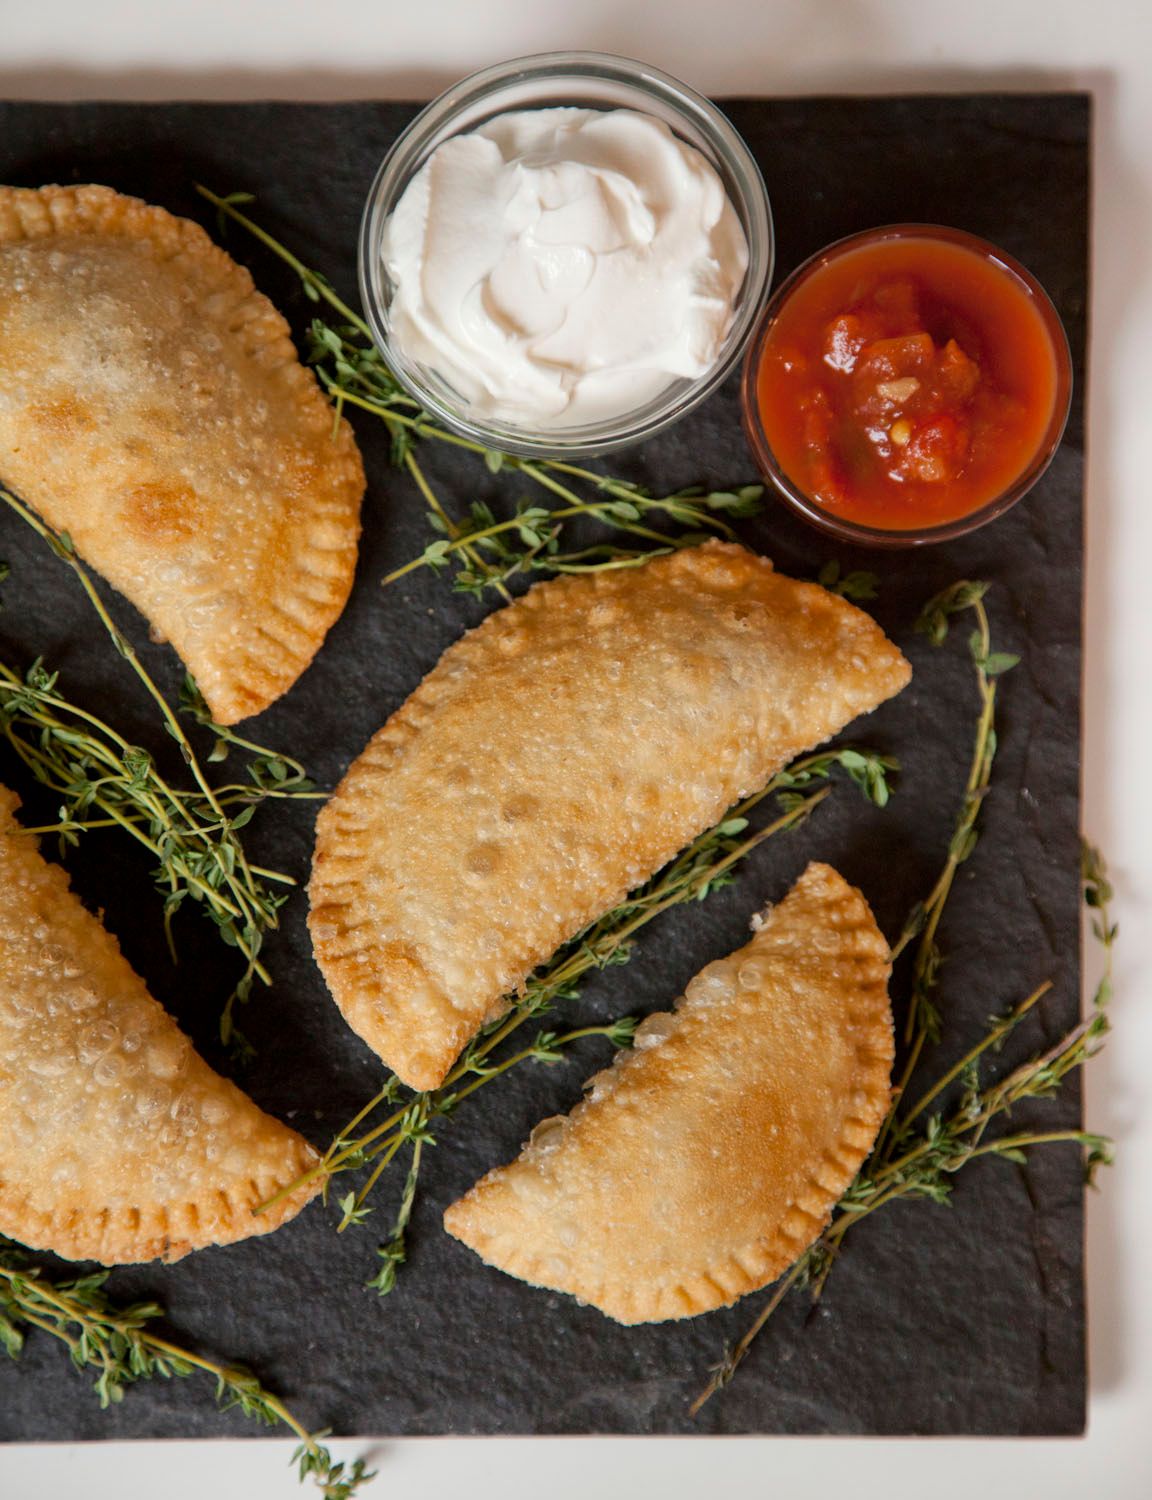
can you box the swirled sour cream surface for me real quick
[381,107,749,429]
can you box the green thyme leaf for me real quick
[691,603,1115,1416]
[0,1233,374,1495]
[817,561,880,600]
[0,489,322,1053]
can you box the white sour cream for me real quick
[381,107,749,429]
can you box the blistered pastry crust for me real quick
[444,862,894,1323]
[0,786,318,1263]
[0,184,364,724]
[310,542,910,1089]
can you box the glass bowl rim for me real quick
[357,50,775,459]
[740,222,1074,548]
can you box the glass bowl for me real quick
[741,224,1073,548]
[358,51,773,459]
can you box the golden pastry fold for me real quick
[310,542,910,1089]
[0,184,364,724]
[445,861,894,1323]
[0,786,318,1263]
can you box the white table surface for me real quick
[1,2,1149,1496]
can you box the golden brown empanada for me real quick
[0,786,318,1263]
[0,184,364,724]
[444,861,893,1323]
[310,542,909,1090]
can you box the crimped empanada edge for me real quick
[309,544,910,1090]
[444,862,895,1324]
[0,787,322,1264]
[0,1145,320,1266]
[0,183,365,726]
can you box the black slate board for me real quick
[0,94,1089,1440]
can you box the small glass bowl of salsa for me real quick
[742,225,1072,546]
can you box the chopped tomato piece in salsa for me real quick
[754,236,1062,531]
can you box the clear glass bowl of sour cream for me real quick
[358,52,774,458]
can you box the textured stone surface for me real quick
[0,93,1088,1439]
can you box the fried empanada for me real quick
[0,184,364,724]
[444,861,893,1323]
[0,787,318,1263]
[310,541,909,1089]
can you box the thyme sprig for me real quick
[868,580,1011,1164]
[691,927,1112,1413]
[693,851,1114,1413]
[692,588,1107,1413]
[895,581,1014,1034]
[262,746,897,1286]
[393,480,764,597]
[0,489,322,1057]
[196,187,765,597]
[0,1242,373,1497]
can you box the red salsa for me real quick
[754,234,1063,532]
